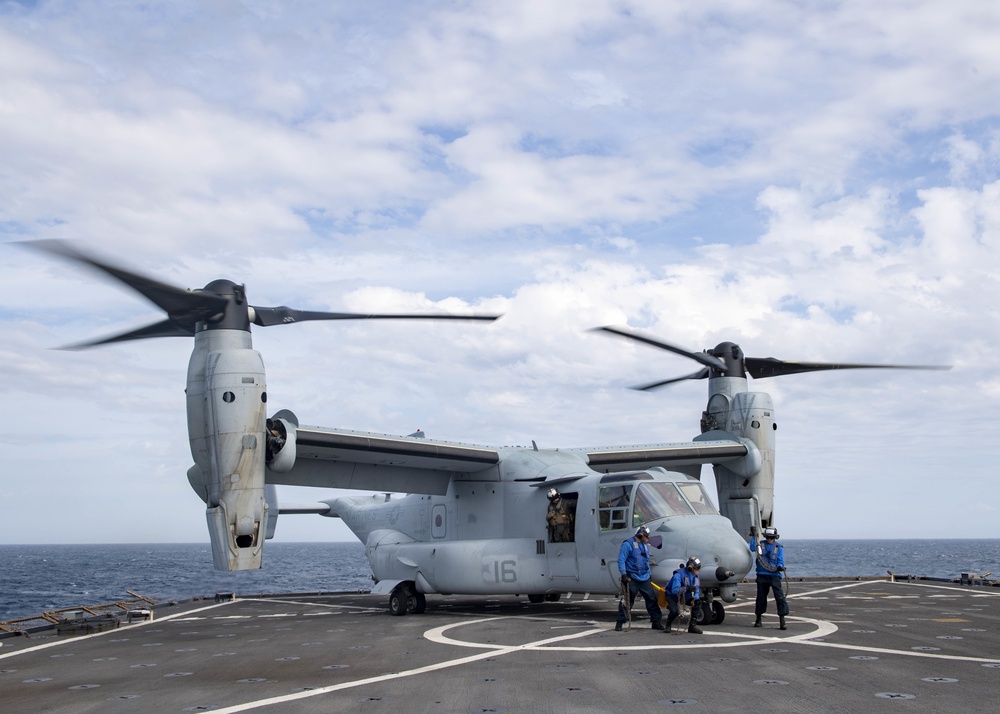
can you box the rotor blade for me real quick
[594,326,725,370]
[62,319,194,350]
[632,367,712,391]
[252,306,501,327]
[745,357,953,379]
[20,240,228,320]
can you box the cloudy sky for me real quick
[2,1,997,547]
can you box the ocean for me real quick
[2,539,999,623]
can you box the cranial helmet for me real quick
[635,525,651,538]
[763,527,779,539]
[547,488,559,500]
[686,556,702,570]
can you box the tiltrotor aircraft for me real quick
[23,241,948,623]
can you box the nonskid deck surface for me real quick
[2,580,998,713]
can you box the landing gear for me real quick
[691,603,712,627]
[406,588,426,614]
[527,594,546,603]
[544,593,561,602]
[388,582,426,616]
[388,586,407,616]
[710,600,726,625]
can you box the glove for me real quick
[620,574,631,586]
[749,526,757,536]
[777,566,785,572]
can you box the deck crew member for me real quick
[750,526,789,629]
[665,556,704,634]
[615,525,666,631]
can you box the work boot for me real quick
[614,622,623,632]
[779,616,786,631]
[753,616,762,628]
[651,621,666,631]
[688,624,703,635]
[664,621,672,634]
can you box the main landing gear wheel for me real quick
[406,587,426,614]
[710,601,725,625]
[389,583,426,615]
[527,594,546,604]
[388,586,407,616]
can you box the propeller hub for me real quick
[707,342,747,378]
[196,279,251,332]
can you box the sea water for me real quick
[2,539,998,622]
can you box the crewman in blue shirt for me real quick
[615,525,666,631]
[749,526,789,629]
[665,556,704,634]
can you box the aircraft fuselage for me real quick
[323,459,753,603]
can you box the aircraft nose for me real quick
[649,517,754,586]
[714,542,753,583]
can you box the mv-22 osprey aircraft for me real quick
[25,241,947,624]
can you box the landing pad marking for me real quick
[196,620,608,714]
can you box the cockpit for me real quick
[597,470,719,531]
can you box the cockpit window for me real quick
[632,483,695,526]
[598,485,631,531]
[676,482,719,515]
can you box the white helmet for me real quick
[763,527,779,539]
[547,488,559,500]
[686,556,702,570]
[635,525,651,538]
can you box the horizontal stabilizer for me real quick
[278,503,333,516]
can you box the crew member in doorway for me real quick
[615,525,666,631]
[665,556,704,634]
[546,488,573,542]
[750,526,789,629]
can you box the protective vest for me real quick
[667,567,701,600]
[618,537,652,581]
[750,536,784,578]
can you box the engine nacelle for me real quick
[702,382,777,537]
[186,330,269,571]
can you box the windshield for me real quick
[632,482,695,526]
[676,482,719,515]
[600,479,720,530]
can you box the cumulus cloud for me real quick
[2,0,998,543]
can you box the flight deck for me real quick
[2,579,998,713]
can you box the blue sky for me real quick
[1,0,998,545]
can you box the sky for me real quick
[1,0,998,546]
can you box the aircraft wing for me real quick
[574,434,751,472]
[266,426,501,496]
[265,425,751,495]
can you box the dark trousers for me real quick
[665,592,703,628]
[755,574,789,616]
[616,578,662,625]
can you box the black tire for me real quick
[407,590,426,614]
[692,602,712,626]
[388,587,407,616]
[711,601,726,625]
[527,594,545,604]
[544,593,561,602]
